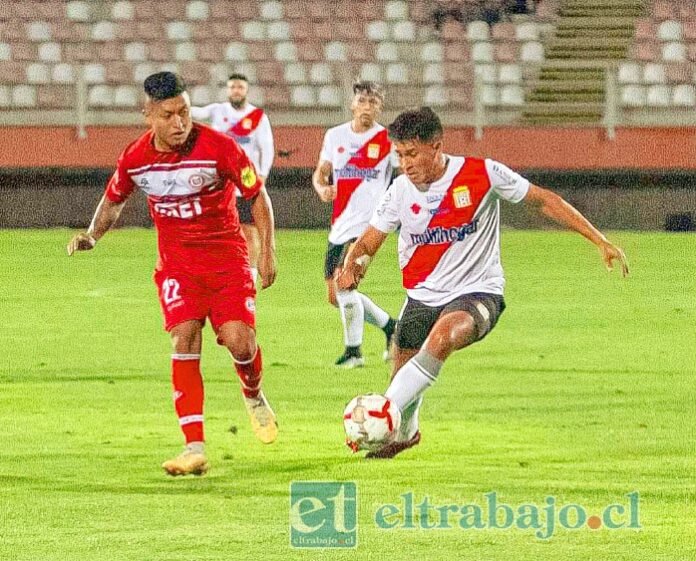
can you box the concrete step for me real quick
[555,28,634,38]
[528,92,604,102]
[554,16,640,27]
[549,37,632,48]
[521,101,604,116]
[528,79,604,92]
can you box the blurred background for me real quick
[0,0,694,232]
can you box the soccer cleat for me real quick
[244,391,278,444]
[335,348,365,369]
[365,431,421,459]
[161,449,209,476]
[382,318,396,361]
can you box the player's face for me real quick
[394,138,444,185]
[350,92,382,128]
[227,80,248,108]
[146,93,193,151]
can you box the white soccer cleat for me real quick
[244,390,278,444]
[161,449,209,476]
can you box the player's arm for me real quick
[258,116,274,182]
[190,104,214,121]
[250,186,276,289]
[336,226,388,290]
[67,162,131,256]
[312,160,336,202]
[524,184,629,277]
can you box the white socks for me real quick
[251,267,258,284]
[336,289,365,347]
[186,441,204,455]
[359,293,390,329]
[385,350,443,440]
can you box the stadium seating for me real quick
[620,0,696,109]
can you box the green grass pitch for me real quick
[0,228,694,560]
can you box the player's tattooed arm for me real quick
[67,195,125,255]
[337,226,388,290]
[524,184,629,277]
[312,160,336,202]
[250,186,277,289]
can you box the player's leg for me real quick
[359,292,397,361]
[324,240,365,368]
[238,196,259,283]
[155,271,210,475]
[217,320,278,444]
[374,294,505,458]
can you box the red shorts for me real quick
[154,269,256,333]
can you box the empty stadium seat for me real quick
[267,21,291,40]
[424,84,447,106]
[225,42,248,61]
[52,63,75,83]
[284,62,306,84]
[618,61,641,84]
[275,41,297,62]
[376,42,399,62]
[360,62,382,82]
[27,21,52,42]
[367,21,390,42]
[423,63,444,84]
[112,1,134,20]
[646,84,671,105]
[168,21,192,41]
[13,84,37,107]
[386,63,408,84]
[515,22,539,42]
[114,84,138,106]
[38,42,61,62]
[0,85,11,106]
[83,63,105,83]
[643,63,666,84]
[392,21,415,42]
[124,42,147,62]
[500,85,524,106]
[421,42,443,62]
[66,1,91,22]
[291,85,315,106]
[241,21,265,41]
[88,85,113,107]
[26,62,49,84]
[520,41,544,63]
[175,42,197,61]
[662,42,687,62]
[384,1,408,21]
[0,43,10,61]
[672,84,696,106]
[498,64,522,84]
[482,84,498,106]
[133,62,156,82]
[309,62,332,84]
[91,21,115,41]
[190,84,212,105]
[475,64,497,84]
[324,41,347,62]
[657,20,683,41]
[471,42,494,63]
[318,85,342,106]
[621,84,646,106]
[186,0,210,20]
[467,21,489,42]
[260,1,283,20]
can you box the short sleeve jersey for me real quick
[105,123,262,275]
[370,156,530,305]
[319,122,398,245]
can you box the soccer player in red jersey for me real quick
[339,107,629,458]
[67,72,278,476]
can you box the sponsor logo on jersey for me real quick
[245,297,256,312]
[426,194,444,203]
[242,118,252,130]
[241,166,257,188]
[453,186,472,208]
[410,219,479,245]
[153,198,203,219]
[334,166,380,180]
[367,143,380,159]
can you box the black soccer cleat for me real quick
[365,431,421,459]
[382,318,396,361]
[335,346,365,369]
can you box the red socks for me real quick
[171,354,204,443]
[234,346,263,398]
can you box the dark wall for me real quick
[1,168,695,231]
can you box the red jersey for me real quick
[105,123,262,275]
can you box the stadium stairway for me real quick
[521,0,647,124]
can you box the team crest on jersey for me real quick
[245,297,256,312]
[241,166,257,188]
[188,174,205,188]
[453,185,472,208]
[367,143,380,159]
[242,118,252,130]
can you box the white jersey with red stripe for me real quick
[319,122,398,245]
[191,102,274,178]
[370,156,530,306]
[104,123,263,275]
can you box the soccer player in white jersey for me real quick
[338,107,629,458]
[191,73,274,284]
[313,81,400,368]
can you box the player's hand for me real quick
[318,185,337,203]
[67,232,96,256]
[258,250,277,289]
[599,240,629,277]
[336,255,370,291]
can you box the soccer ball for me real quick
[343,394,401,452]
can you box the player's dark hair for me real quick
[352,80,384,101]
[228,73,249,82]
[388,107,443,143]
[143,71,187,101]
